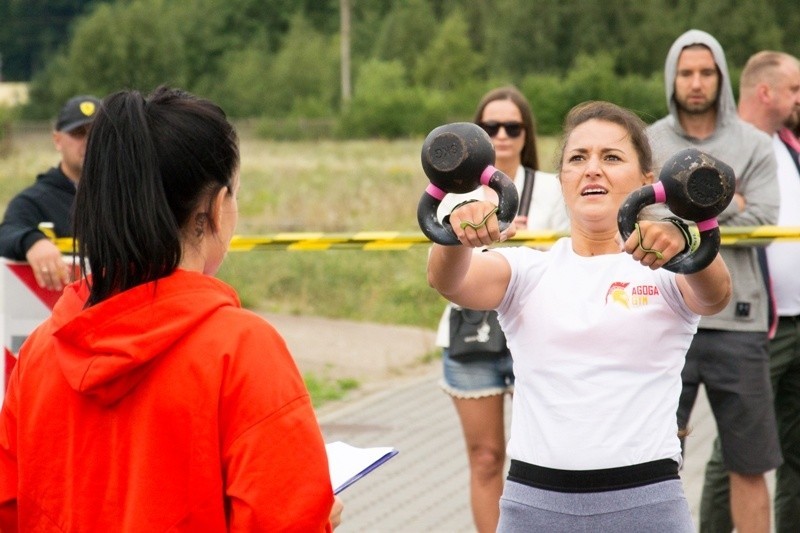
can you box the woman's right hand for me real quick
[447,200,516,248]
[25,239,71,291]
[622,219,686,270]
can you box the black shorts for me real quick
[678,329,782,474]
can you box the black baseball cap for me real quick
[55,95,101,133]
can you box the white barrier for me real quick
[0,259,72,405]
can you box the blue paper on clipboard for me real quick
[325,441,399,494]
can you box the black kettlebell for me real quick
[417,122,519,245]
[617,148,736,274]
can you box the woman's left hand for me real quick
[622,220,686,270]
[330,496,344,529]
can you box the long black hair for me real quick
[74,86,240,306]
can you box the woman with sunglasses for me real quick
[429,101,731,531]
[433,86,568,533]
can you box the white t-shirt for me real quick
[435,166,569,347]
[766,135,800,316]
[495,239,699,470]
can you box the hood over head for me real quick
[51,270,240,406]
[663,29,738,130]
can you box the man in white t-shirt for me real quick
[702,50,800,533]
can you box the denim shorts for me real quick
[440,347,514,399]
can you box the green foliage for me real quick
[262,13,340,118]
[349,0,394,64]
[338,60,448,138]
[520,74,571,137]
[206,47,274,118]
[690,0,783,70]
[413,11,484,91]
[519,53,667,136]
[187,0,304,54]
[14,0,800,137]
[0,0,113,81]
[175,1,269,97]
[616,75,667,124]
[613,0,683,76]
[28,0,189,109]
[563,53,620,109]
[204,12,339,119]
[373,0,436,81]
[483,0,555,79]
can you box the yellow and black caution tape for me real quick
[717,226,800,246]
[52,226,800,253]
[52,232,431,253]
[229,232,425,251]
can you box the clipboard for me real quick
[325,441,399,494]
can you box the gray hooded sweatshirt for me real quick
[648,29,779,332]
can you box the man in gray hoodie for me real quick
[648,29,781,533]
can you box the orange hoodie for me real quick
[0,270,334,532]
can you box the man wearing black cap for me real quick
[0,94,101,290]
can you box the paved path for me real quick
[265,312,774,532]
[261,312,439,381]
[318,367,732,533]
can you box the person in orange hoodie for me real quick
[0,86,341,532]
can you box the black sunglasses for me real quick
[478,121,524,138]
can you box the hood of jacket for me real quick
[663,29,738,133]
[37,165,77,194]
[50,269,240,406]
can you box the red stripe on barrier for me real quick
[5,263,62,309]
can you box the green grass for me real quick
[0,127,560,328]
[0,125,559,405]
[220,131,559,329]
[303,373,360,408]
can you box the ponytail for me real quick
[75,86,239,306]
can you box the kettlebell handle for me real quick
[417,165,519,245]
[617,148,735,274]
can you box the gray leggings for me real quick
[498,479,694,532]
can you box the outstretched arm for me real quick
[427,200,515,311]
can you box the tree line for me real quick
[2,0,798,137]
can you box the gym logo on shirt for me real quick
[605,281,660,309]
